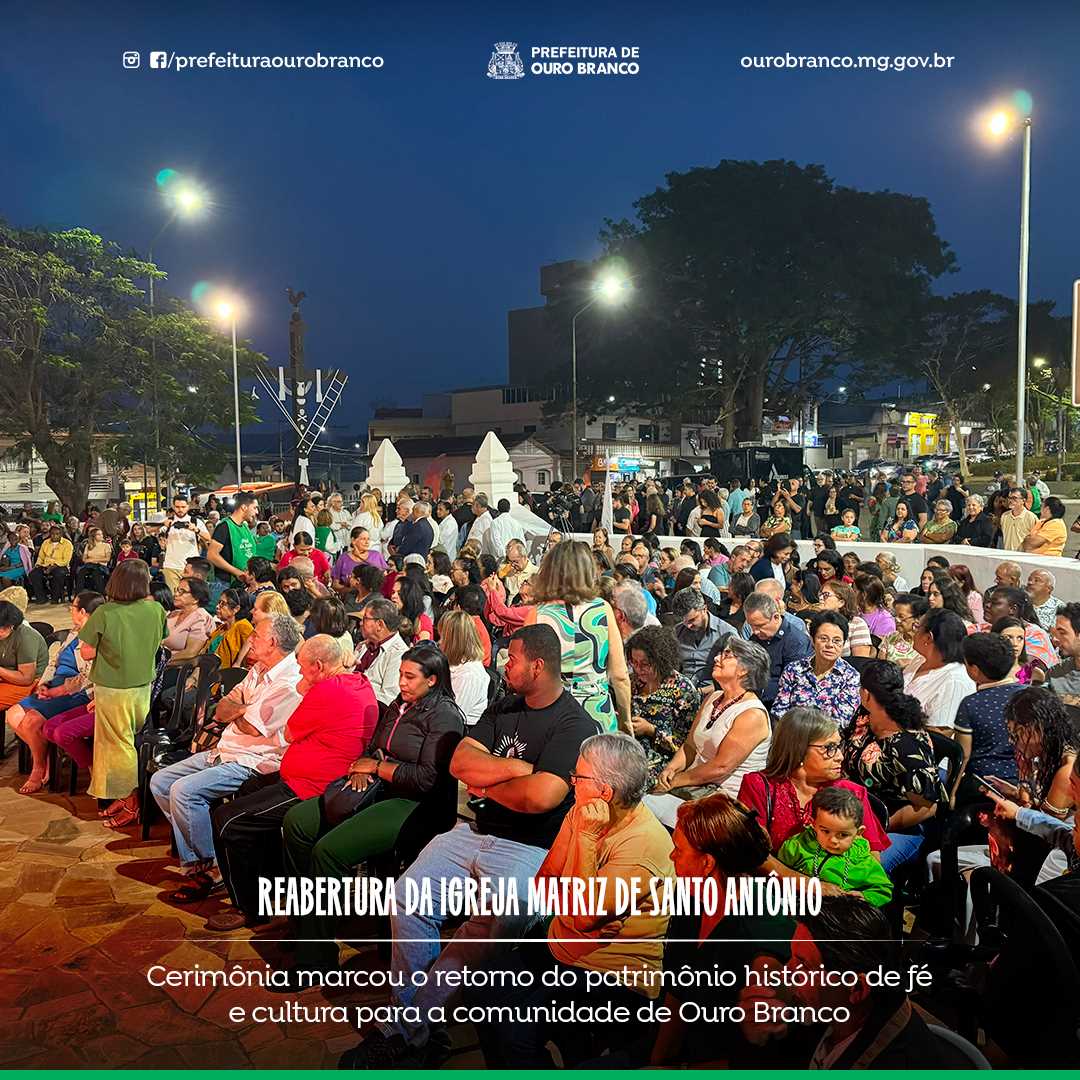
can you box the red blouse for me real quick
[737,772,891,853]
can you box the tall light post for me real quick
[216,300,244,488]
[570,276,632,482]
[147,179,206,507]
[984,97,1033,480]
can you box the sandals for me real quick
[170,872,222,904]
[98,799,125,819]
[19,771,50,795]
[102,798,140,829]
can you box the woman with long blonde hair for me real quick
[350,492,383,535]
[526,540,631,734]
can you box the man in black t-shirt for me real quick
[612,494,632,535]
[895,472,929,528]
[342,625,598,1069]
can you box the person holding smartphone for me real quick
[160,495,210,593]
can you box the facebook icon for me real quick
[150,51,168,68]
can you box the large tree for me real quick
[541,160,955,445]
[901,291,1014,474]
[0,222,264,507]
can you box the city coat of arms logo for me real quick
[487,41,524,80]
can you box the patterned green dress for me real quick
[536,598,614,731]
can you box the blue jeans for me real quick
[149,751,254,867]
[881,829,925,875]
[382,821,547,1046]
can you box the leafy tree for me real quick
[0,222,264,508]
[900,291,1014,475]
[541,160,955,446]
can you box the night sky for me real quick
[4,0,1079,432]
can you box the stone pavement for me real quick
[0,755,483,1068]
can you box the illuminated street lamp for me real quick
[215,298,244,488]
[147,175,208,506]
[981,93,1033,478]
[571,276,632,480]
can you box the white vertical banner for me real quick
[601,459,614,535]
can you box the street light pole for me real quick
[570,301,595,484]
[1015,116,1033,481]
[230,315,243,487]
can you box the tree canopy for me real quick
[540,159,957,445]
[0,222,264,508]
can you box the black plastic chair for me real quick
[29,621,55,642]
[138,653,221,840]
[217,667,249,697]
[968,866,1080,1065]
[928,730,965,796]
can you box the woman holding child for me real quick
[736,706,890,855]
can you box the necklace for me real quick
[705,689,750,730]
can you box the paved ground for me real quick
[0,757,483,1068]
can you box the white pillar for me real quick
[367,438,409,495]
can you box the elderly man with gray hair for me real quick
[205,633,381,930]
[1027,567,1065,630]
[732,591,813,707]
[149,612,304,896]
[672,586,736,689]
[612,580,661,642]
[474,732,675,1068]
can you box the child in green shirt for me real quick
[777,787,893,907]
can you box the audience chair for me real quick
[138,653,221,839]
[968,866,1080,1066]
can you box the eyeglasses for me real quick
[569,772,600,786]
[807,741,843,759]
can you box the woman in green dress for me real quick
[525,540,631,733]
[78,559,167,828]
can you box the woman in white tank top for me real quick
[644,636,772,829]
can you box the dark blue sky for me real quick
[4,0,1079,430]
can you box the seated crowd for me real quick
[6,485,1080,1069]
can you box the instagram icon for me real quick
[122,51,140,68]
[150,51,168,68]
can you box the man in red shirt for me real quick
[206,634,378,931]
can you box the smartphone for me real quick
[970,773,1012,799]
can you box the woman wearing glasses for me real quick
[769,612,862,727]
[645,637,771,829]
[737,706,890,854]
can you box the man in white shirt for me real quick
[354,598,409,705]
[149,614,304,875]
[501,538,536,599]
[160,494,211,593]
[467,493,494,549]
[435,500,460,560]
[484,499,526,560]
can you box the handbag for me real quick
[321,774,386,828]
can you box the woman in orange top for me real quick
[1022,497,1068,557]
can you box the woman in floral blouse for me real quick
[626,625,702,782]
[877,593,927,672]
[844,659,947,874]
[770,611,861,727]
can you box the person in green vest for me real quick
[206,492,259,592]
[314,507,335,554]
[1025,474,1042,514]
[253,521,279,561]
